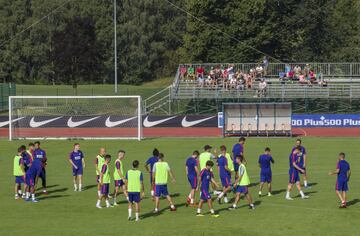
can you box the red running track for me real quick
[2,127,360,138]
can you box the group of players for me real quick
[13,138,351,221]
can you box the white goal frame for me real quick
[9,95,142,141]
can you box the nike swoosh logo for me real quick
[30,116,63,128]
[67,116,100,128]
[105,116,137,128]
[0,117,26,127]
[143,116,177,127]
[181,116,215,127]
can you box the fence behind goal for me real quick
[223,103,292,137]
[9,96,142,140]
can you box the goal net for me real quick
[223,103,292,137]
[9,96,142,140]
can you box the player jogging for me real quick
[113,150,128,205]
[232,137,246,179]
[229,155,255,210]
[68,143,85,192]
[329,152,351,208]
[33,141,48,194]
[125,160,145,221]
[13,147,25,200]
[291,139,310,188]
[258,147,274,197]
[144,148,159,198]
[199,145,216,171]
[216,145,232,204]
[152,153,176,213]
[285,147,309,200]
[185,150,200,206]
[96,154,112,208]
[197,161,220,217]
[94,148,106,197]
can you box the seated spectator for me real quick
[227,64,235,81]
[309,70,316,84]
[205,75,212,87]
[285,64,291,75]
[197,74,204,87]
[256,64,264,77]
[294,65,302,79]
[237,75,246,90]
[229,74,237,89]
[196,66,205,79]
[299,74,306,84]
[179,65,187,81]
[209,67,215,79]
[257,78,267,97]
[187,65,195,81]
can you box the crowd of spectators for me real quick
[279,64,327,87]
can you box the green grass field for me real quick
[1,137,360,236]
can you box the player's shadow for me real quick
[141,202,187,220]
[217,200,261,213]
[36,184,59,191]
[83,185,97,191]
[114,200,128,205]
[347,199,360,206]
[38,194,70,200]
[271,189,287,196]
[249,182,259,187]
[43,187,68,195]
[295,191,317,198]
[308,182,318,187]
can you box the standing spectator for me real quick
[179,65,187,81]
[262,56,269,75]
[293,65,301,80]
[196,66,205,79]
[187,65,195,81]
[257,78,267,97]
[227,64,235,81]
[256,64,264,77]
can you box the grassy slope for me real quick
[16,77,173,98]
[0,137,359,236]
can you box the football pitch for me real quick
[1,137,360,236]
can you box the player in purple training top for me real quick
[32,141,48,194]
[197,161,219,217]
[144,148,159,198]
[285,147,309,200]
[185,150,199,206]
[216,145,232,204]
[68,143,85,192]
[258,147,274,197]
[329,152,351,208]
[291,139,310,188]
[232,137,245,179]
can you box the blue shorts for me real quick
[220,174,231,188]
[200,189,211,201]
[236,186,249,194]
[336,179,348,192]
[234,163,239,172]
[114,179,124,187]
[289,170,300,184]
[187,175,198,189]
[155,184,168,197]
[15,176,25,184]
[25,174,35,187]
[101,183,110,195]
[96,175,100,183]
[72,167,83,176]
[128,192,141,203]
[260,172,272,183]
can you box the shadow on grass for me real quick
[271,189,287,196]
[249,182,259,187]
[216,200,261,213]
[294,191,317,198]
[347,199,360,206]
[37,194,70,200]
[83,185,97,191]
[39,187,68,195]
[141,202,186,220]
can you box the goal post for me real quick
[9,96,142,140]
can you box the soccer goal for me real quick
[8,96,142,140]
[223,102,292,137]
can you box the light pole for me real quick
[114,0,118,93]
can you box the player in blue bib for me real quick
[232,137,245,179]
[216,145,232,204]
[33,141,48,194]
[285,147,309,200]
[329,152,351,208]
[197,161,219,217]
[68,143,85,192]
[185,150,199,206]
[144,148,159,198]
[258,147,274,197]
[291,139,310,188]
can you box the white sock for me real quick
[197,208,201,214]
[259,191,262,195]
[217,192,225,199]
[151,190,154,196]
[286,191,290,198]
[98,191,101,197]
[190,198,194,204]
[299,191,305,198]
[26,192,30,198]
[188,193,192,198]
[304,181,308,187]
[32,194,35,200]
[135,212,139,220]
[18,190,22,194]
[232,204,236,208]
[126,196,129,201]
[113,197,117,204]
[210,209,215,214]
[224,197,229,203]
[79,184,82,190]
[128,208,132,217]
[106,200,110,207]
[170,204,175,209]
[74,184,77,190]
